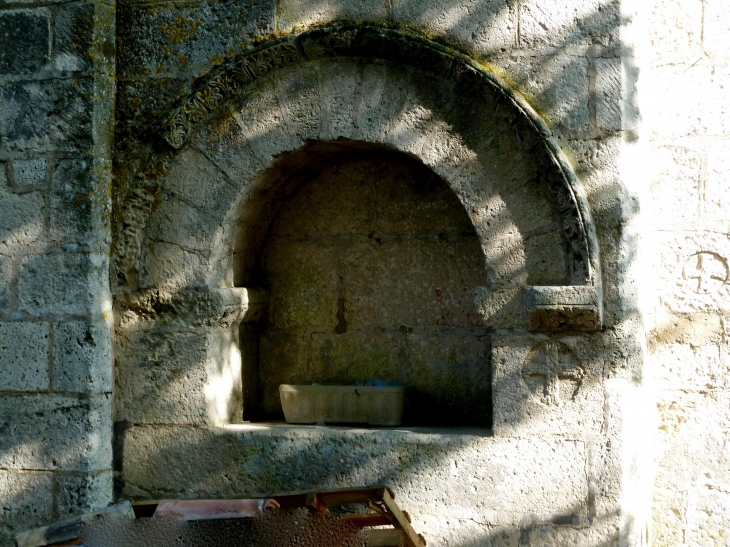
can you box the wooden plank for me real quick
[365,529,406,547]
[381,490,426,547]
[270,485,389,507]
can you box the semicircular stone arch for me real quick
[114,23,602,337]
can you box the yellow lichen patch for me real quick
[162,15,201,45]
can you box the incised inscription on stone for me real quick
[522,341,585,406]
[682,251,728,294]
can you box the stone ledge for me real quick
[524,285,602,331]
[115,287,269,328]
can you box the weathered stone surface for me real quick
[654,232,730,313]
[117,0,275,79]
[0,10,49,75]
[498,55,590,134]
[686,486,730,547]
[519,0,619,49]
[596,57,622,131]
[53,321,112,394]
[12,158,47,187]
[702,0,730,59]
[18,253,109,318]
[344,239,485,328]
[705,139,730,226]
[649,0,703,62]
[0,181,43,250]
[393,0,516,56]
[122,425,588,528]
[265,240,339,329]
[54,3,94,73]
[115,325,241,425]
[492,332,604,438]
[649,145,702,227]
[651,63,730,137]
[0,395,111,471]
[277,0,388,31]
[147,197,225,253]
[0,253,11,311]
[56,471,113,518]
[316,60,360,141]
[0,322,49,391]
[51,158,94,246]
[0,470,54,544]
[651,486,686,547]
[139,241,210,290]
[0,78,93,153]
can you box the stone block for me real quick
[703,0,730,59]
[406,329,491,426]
[117,0,275,79]
[275,63,321,145]
[51,158,94,246]
[317,60,360,140]
[54,3,94,73]
[265,240,338,329]
[12,158,48,187]
[115,325,241,425]
[373,158,474,236]
[519,0,619,49]
[649,0,703,63]
[649,145,702,227]
[492,332,604,438]
[139,241,210,291]
[651,63,730,137]
[561,137,620,216]
[0,322,49,391]
[525,520,620,546]
[649,343,726,390]
[353,64,412,145]
[277,0,388,31]
[0,77,93,153]
[0,10,50,75]
[0,394,111,471]
[705,139,730,226]
[651,487,687,547]
[257,329,311,416]
[268,157,373,240]
[56,471,113,518]
[344,239,486,328]
[498,55,590,134]
[53,321,112,394]
[653,231,730,314]
[0,183,44,249]
[161,148,240,218]
[655,391,730,492]
[0,254,11,311]
[687,487,730,546]
[393,0,516,57]
[0,470,54,542]
[18,253,109,318]
[147,197,224,253]
[596,57,622,131]
[308,329,406,384]
[474,284,525,329]
[122,425,588,519]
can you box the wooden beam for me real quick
[381,490,426,547]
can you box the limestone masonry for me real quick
[0,0,728,545]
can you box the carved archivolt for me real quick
[115,23,602,331]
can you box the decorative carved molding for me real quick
[524,285,602,332]
[164,42,303,149]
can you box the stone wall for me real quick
[645,1,730,545]
[0,0,115,543]
[3,0,729,546]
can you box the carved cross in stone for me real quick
[683,252,728,294]
[522,342,584,406]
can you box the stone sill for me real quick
[219,422,493,438]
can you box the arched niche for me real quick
[112,23,602,428]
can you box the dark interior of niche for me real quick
[235,140,492,427]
